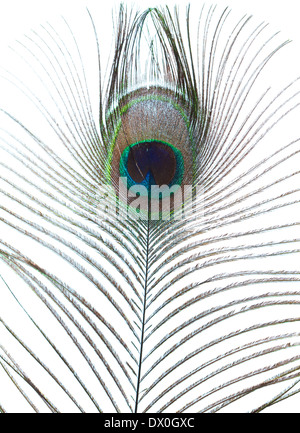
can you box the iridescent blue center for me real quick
[119,140,184,192]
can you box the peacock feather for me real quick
[0,2,300,413]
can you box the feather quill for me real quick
[0,3,299,413]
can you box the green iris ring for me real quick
[104,94,195,185]
[119,140,184,197]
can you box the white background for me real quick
[0,0,299,413]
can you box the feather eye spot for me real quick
[106,88,194,211]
